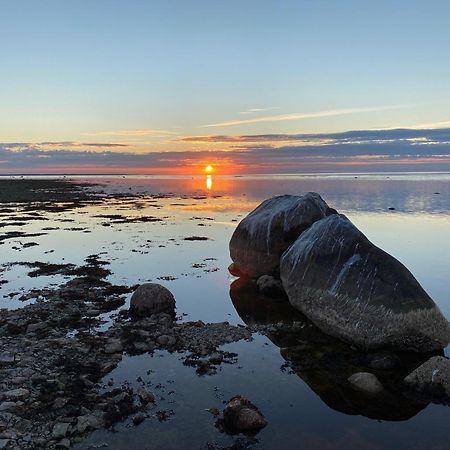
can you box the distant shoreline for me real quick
[1,170,450,178]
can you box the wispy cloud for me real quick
[40,141,128,148]
[239,107,280,115]
[203,105,406,128]
[3,141,129,150]
[180,127,450,147]
[411,120,450,129]
[86,129,176,137]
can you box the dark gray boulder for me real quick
[229,193,335,278]
[404,356,450,404]
[129,283,175,317]
[280,214,450,352]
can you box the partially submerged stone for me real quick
[256,274,285,298]
[229,193,335,278]
[129,283,176,317]
[280,214,450,352]
[404,356,450,404]
[222,395,267,433]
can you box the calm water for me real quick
[1,172,450,449]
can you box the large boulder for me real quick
[129,283,175,317]
[280,214,450,352]
[229,193,335,278]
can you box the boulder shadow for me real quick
[230,278,441,421]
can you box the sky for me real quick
[1,0,450,174]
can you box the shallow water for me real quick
[1,172,450,449]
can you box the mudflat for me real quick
[0,179,96,203]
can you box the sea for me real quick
[1,172,450,449]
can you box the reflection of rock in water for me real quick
[230,277,302,325]
[230,278,439,421]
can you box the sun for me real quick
[204,165,214,173]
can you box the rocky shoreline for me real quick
[0,262,252,449]
[0,179,255,449]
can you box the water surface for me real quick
[1,172,450,449]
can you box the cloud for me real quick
[179,127,450,146]
[239,107,280,115]
[1,125,450,174]
[86,129,176,137]
[40,141,129,148]
[203,105,406,128]
[2,142,129,151]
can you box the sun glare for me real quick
[204,165,214,173]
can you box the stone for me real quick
[133,342,150,352]
[404,356,450,404]
[222,395,267,432]
[209,353,224,364]
[52,422,70,439]
[132,412,145,425]
[230,193,335,278]
[157,335,176,346]
[0,402,16,412]
[76,414,101,433]
[104,339,123,354]
[0,353,15,364]
[256,275,285,298]
[3,388,29,401]
[348,372,384,395]
[0,440,9,450]
[55,438,71,449]
[26,322,47,333]
[129,283,176,317]
[280,214,450,352]
[138,388,155,405]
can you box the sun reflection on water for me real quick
[206,174,212,190]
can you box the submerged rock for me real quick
[222,395,267,433]
[404,356,450,404]
[229,193,335,278]
[256,274,285,298]
[280,214,450,352]
[348,372,384,396]
[129,283,176,317]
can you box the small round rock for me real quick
[129,283,176,317]
[348,372,384,395]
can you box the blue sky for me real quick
[1,0,450,173]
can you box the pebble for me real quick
[138,388,155,405]
[52,422,70,439]
[4,388,29,401]
[132,412,145,425]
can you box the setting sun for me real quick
[204,165,214,173]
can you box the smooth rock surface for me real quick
[280,214,450,352]
[230,193,335,278]
[222,395,267,432]
[404,356,450,403]
[348,372,384,395]
[129,283,176,317]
